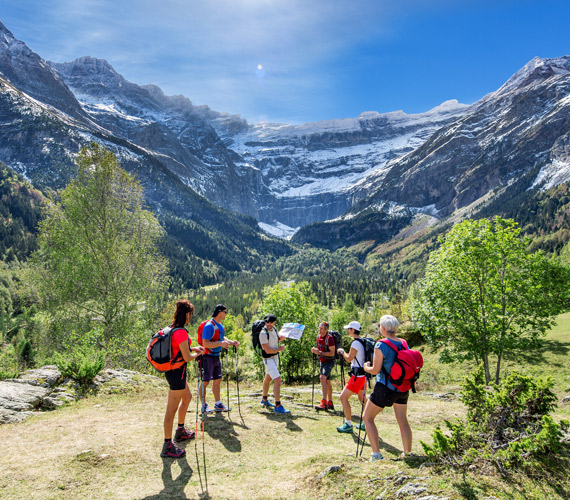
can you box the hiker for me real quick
[162,299,206,458]
[335,321,366,433]
[311,321,336,410]
[199,304,240,413]
[259,314,291,414]
[362,315,412,461]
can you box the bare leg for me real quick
[177,383,191,424]
[164,389,183,439]
[362,399,384,454]
[262,373,271,397]
[200,381,210,405]
[339,387,353,421]
[319,374,327,400]
[326,379,333,401]
[393,403,412,453]
[273,376,282,401]
[212,377,222,402]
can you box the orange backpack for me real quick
[146,326,187,372]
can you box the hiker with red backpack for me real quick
[362,315,422,462]
[335,321,367,433]
[311,321,336,411]
[161,299,206,458]
[198,304,240,414]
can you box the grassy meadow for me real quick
[0,314,568,500]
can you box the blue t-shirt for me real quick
[201,319,225,356]
[375,338,405,391]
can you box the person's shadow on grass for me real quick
[261,409,318,432]
[202,412,244,452]
[139,454,193,499]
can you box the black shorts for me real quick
[320,360,335,379]
[369,381,409,408]
[165,364,187,391]
[200,355,222,381]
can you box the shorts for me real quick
[369,382,409,408]
[200,355,222,381]
[320,360,335,379]
[263,356,280,380]
[165,364,187,391]
[345,374,366,394]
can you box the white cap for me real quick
[343,321,361,331]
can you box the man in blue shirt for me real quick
[199,304,240,413]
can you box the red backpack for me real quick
[197,319,219,355]
[381,338,423,393]
[146,326,188,372]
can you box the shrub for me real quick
[53,346,105,387]
[421,364,569,472]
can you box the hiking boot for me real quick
[161,440,186,458]
[201,403,212,414]
[274,404,290,414]
[326,400,335,411]
[356,422,366,431]
[174,426,195,442]
[337,422,353,433]
[370,452,384,462]
[260,399,275,408]
[214,401,229,412]
[315,399,327,410]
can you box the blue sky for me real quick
[2,0,569,124]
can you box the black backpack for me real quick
[327,330,343,359]
[252,320,273,359]
[350,336,376,380]
[355,337,375,366]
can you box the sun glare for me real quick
[257,64,263,70]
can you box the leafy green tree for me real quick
[32,143,168,352]
[411,217,570,384]
[258,281,325,382]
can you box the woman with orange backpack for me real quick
[161,299,205,458]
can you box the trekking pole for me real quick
[311,354,316,408]
[234,345,242,419]
[194,358,206,494]
[223,348,230,411]
[356,380,368,457]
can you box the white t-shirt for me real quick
[259,326,279,358]
[350,339,366,370]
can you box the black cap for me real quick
[264,314,277,323]
[212,304,227,317]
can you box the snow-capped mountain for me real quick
[222,100,469,234]
[1,17,570,246]
[293,56,570,247]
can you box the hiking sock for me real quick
[165,438,172,443]
[215,400,222,405]
[177,423,184,428]
[262,395,268,401]
[275,401,281,407]
[345,420,352,426]
[371,452,381,459]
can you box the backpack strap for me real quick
[169,326,188,365]
[352,338,365,367]
[380,338,405,384]
[380,338,406,352]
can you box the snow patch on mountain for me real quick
[532,159,570,190]
[258,221,299,239]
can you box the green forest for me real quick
[1,146,570,380]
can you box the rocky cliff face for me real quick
[358,56,570,216]
[293,57,570,247]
